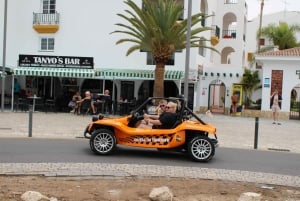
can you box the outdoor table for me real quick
[118,101,132,115]
[27,95,41,112]
[94,100,105,114]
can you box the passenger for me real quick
[144,99,168,120]
[139,101,178,129]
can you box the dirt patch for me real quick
[0,176,299,201]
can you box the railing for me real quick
[224,0,238,4]
[33,12,60,25]
[290,100,300,120]
[222,29,237,39]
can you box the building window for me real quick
[146,52,175,65]
[40,37,55,51]
[43,0,56,14]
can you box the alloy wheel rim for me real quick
[192,138,212,160]
[94,133,114,153]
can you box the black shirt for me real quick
[157,112,178,129]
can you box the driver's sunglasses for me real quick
[159,104,166,108]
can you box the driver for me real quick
[139,101,178,129]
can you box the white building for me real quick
[246,11,300,57]
[0,0,248,113]
[256,47,300,120]
[244,11,300,119]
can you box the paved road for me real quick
[0,138,300,177]
[0,111,300,187]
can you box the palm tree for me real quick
[240,68,261,108]
[111,0,217,97]
[259,22,300,50]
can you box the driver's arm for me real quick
[145,119,162,126]
[144,114,159,120]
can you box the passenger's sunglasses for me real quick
[165,106,174,109]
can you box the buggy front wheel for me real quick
[188,135,215,162]
[90,129,116,155]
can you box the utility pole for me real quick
[257,0,264,52]
[1,0,8,112]
[184,0,192,103]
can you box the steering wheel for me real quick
[128,112,144,127]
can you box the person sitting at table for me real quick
[69,91,82,114]
[77,91,95,114]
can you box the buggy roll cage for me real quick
[130,96,207,125]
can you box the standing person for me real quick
[270,89,282,125]
[14,78,21,101]
[103,89,112,114]
[231,92,239,116]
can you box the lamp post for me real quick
[1,0,8,112]
[257,0,264,52]
[184,0,192,104]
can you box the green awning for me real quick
[14,67,94,78]
[0,66,14,76]
[95,68,184,80]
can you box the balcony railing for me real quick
[33,12,60,25]
[224,0,238,4]
[222,29,237,39]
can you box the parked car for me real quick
[84,96,218,162]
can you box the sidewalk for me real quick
[1,111,300,153]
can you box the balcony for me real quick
[33,12,60,33]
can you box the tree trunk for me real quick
[153,64,165,98]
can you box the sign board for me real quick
[19,54,94,69]
[189,69,198,82]
[264,77,270,88]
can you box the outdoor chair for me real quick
[14,98,28,112]
[45,99,56,113]
[79,99,92,115]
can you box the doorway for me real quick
[208,81,226,114]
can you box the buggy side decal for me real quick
[119,134,175,145]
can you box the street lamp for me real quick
[1,0,8,112]
[257,0,264,52]
[184,0,192,104]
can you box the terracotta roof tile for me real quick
[257,47,300,57]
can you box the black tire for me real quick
[187,135,215,162]
[90,129,116,155]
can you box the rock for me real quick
[149,186,173,201]
[237,192,261,201]
[21,191,57,201]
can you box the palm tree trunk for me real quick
[153,64,165,97]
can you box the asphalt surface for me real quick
[0,111,300,187]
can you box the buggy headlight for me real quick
[92,114,104,122]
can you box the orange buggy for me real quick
[84,97,218,162]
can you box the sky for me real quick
[246,0,300,20]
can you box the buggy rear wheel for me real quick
[188,135,215,162]
[90,129,116,155]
